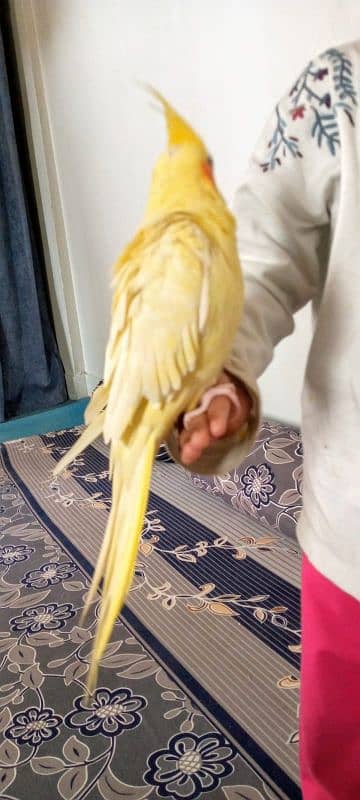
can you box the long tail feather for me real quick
[53,413,104,476]
[86,431,156,693]
[79,464,122,627]
[84,383,108,425]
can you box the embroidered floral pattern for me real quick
[190,420,304,540]
[144,732,235,799]
[10,603,75,634]
[240,464,276,509]
[5,706,62,747]
[65,687,146,737]
[291,105,305,120]
[22,560,77,588]
[0,543,33,565]
[261,47,357,170]
[0,425,301,798]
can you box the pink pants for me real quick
[300,556,360,799]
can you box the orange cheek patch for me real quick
[202,161,215,185]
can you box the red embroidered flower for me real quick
[314,68,329,81]
[291,105,306,120]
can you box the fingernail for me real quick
[211,420,224,437]
[181,448,192,464]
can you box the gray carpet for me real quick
[0,426,301,799]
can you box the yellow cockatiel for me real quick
[54,91,243,692]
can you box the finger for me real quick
[179,414,211,464]
[207,395,232,438]
[227,390,252,435]
[179,429,200,462]
[181,443,203,465]
[181,435,210,465]
[180,413,210,447]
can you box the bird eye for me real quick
[207,155,214,168]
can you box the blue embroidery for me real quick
[262,105,302,171]
[261,48,357,171]
[325,48,357,104]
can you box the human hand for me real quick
[179,372,252,466]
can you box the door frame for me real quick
[10,0,89,398]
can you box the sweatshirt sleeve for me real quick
[167,48,349,475]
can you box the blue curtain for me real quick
[0,15,67,422]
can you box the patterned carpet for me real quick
[0,425,301,800]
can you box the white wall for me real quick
[13,0,360,423]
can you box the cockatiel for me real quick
[54,91,244,692]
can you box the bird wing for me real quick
[97,214,212,445]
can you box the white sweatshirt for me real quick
[168,41,360,600]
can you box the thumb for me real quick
[222,372,252,434]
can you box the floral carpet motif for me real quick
[0,423,302,799]
[189,419,303,540]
